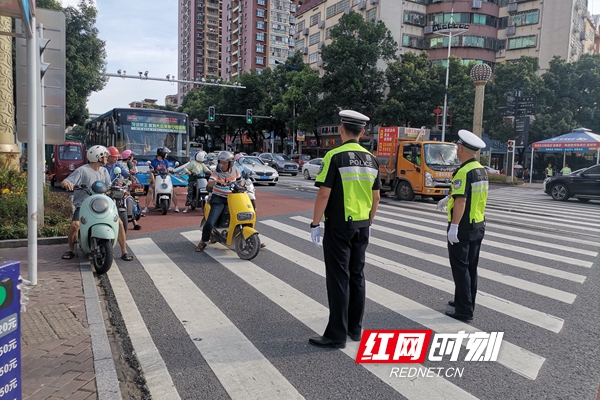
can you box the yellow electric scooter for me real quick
[203,181,261,260]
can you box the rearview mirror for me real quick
[113,166,122,175]
[175,161,180,167]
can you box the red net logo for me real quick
[356,330,432,364]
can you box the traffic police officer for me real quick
[443,129,488,322]
[309,110,381,349]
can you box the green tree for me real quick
[320,12,397,122]
[381,52,444,127]
[64,0,107,126]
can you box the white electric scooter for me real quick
[148,161,179,215]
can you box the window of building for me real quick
[310,12,321,26]
[296,38,305,49]
[309,32,320,46]
[256,32,265,41]
[326,5,336,18]
[256,56,264,64]
[257,21,265,29]
[257,0,265,5]
[508,35,537,50]
[500,10,539,28]
[256,44,264,52]
[309,52,319,63]
[325,25,336,40]
[366,8,377,22]
[296,20,305,32]
[402,34,424,50]
[404,11,426,27]
[257,9,265,17]
[256,68,263,74]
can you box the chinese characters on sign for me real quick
[377,127,398,157]
[130,122,186,132]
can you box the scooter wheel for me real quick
[235,233,260,260]
[93,239,113,274]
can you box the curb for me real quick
[0,236,68,248]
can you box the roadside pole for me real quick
[27,17,38,284]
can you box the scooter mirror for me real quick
[113,166,122,175]
[147,161,152,166]
[175,161,180,167]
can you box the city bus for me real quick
[85,108,192,187]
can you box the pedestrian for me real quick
[545,163,553,179]
[560,163,571,175]
[60,145,134,261]
[183,151,211,213]
[438,129,488,322]
[523,168,530,181]
[308,110,381,349]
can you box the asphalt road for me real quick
[102,179,600,400]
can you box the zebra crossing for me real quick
[109,187,599,400]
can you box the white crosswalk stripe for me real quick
[113,186,595,399]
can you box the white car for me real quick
[484,166,500,174]
[235,156,279,186]
[302,158,324,180]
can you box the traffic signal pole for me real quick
[27,17,38,284]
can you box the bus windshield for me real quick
[424,144,460,167]
[118,111,187,159]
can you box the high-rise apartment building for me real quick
[178,0,223,102]
[295,0,599,73]
[221,0,297,81]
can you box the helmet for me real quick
[234,153,243,162]
[157,147,171,158]
[218,151,234,162]
[107,146,121,158]
[195,151,206,163]
[121,150,132,159]
[87,145,108,163]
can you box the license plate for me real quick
[134,188,144,193]
[443,190,449,195]
[286,166,294,170]
[260,175,268,179]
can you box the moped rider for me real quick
[60,145,134,261]
[195,151,242,252]
[105,147,141,230]
[142,147,180,213]
[183,151,212,213]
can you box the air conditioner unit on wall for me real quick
[318,20,325,29]
[303,28,309,35]
[302,47,308,54]
[358,1,366,10]
[472,0,482,9]
[424,25,433,34]
[506,25,516,35]
[507,3,517,13]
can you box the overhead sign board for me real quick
[16,8,66,144]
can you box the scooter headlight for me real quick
[80,216,87,225]
[68,164,75,171]
[161,183,168,189]
[90,197,110,214]
[237,212,254,221]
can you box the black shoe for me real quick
[448,301,455,307]
[309,336,346,349]
[445,311,473,322]
[348,332,362,342]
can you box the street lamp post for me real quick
[432,17,469,142]
[470,63,492,161]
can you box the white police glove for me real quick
[436,196,449,211]
[310,224,321,246]
[447,224,460,244]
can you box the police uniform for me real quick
[309,110,381,348]
[446,130,488,321]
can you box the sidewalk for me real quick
[0,244,118,400]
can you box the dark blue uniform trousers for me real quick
[322,226,369,343]
[447,237,483,317]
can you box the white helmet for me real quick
[195,151,207,162]
[87,145,108,163]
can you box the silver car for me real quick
[302,158,324,180]
[235,156,279,186]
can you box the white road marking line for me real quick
[107,263,181,400]
[180,230,479,400]
[128,238,304,400]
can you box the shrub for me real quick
[0,155,72,239]
[488,173,523,185]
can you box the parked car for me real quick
[290,154,311,168]
[258,153,299,175]
[484,166,500,174]
[302,158,324,180]
[47,141,86,187]
[234,156,279,186]
[544,164,600,202]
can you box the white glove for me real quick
[436,196,449,211]
[447,224,459,244]
[311,225,321,246]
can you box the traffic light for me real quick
[246,109,253,124]
[507,140,515,152]
[208,106,216,122]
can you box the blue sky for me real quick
[63,0,600,115]
[61,0,178,114]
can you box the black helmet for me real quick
[157,147,171,158]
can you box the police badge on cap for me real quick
[457,129,486,151]
[339,110,369,127]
